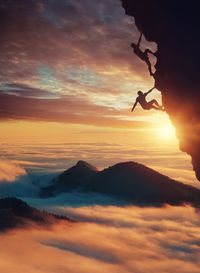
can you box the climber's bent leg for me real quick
[149,99,159,107]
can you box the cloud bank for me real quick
[0,159,26,182]
[0,159,40,198]
[1,205,200,273]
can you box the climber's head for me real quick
[131,43,136,50]
[137,91,143,96]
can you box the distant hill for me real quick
[40,160,99,197]
[85,162,200,206]
[0,197,72,231]
[40,160,200,206]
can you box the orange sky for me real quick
[0,0,199,186]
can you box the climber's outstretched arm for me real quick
[137,33,143,47]
[131,99,138,112]
[144,87,155,96]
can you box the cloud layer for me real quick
[0,138,197,186]
[0,158,26,182]
[1,205,200,273]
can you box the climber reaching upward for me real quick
[131,87,165,112]
[131,33,157,77]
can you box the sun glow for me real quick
[159,124,176,140]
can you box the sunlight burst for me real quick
[159,124,176,140]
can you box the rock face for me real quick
[121,0,200,181]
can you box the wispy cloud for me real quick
[0,83,152,127]
[0,0,156,126]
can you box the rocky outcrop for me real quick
[121,0,200,180]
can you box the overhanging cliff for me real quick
[121,0,200,181]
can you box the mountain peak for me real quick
[41,160,200,206]
[40,160,99,196]
[110,161,141,169]
[75,160,98,171]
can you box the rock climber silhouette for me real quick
[131,33,157,77]
[131,87,165,112]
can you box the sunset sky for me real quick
[2,2,200,272]
[0,0,198,185]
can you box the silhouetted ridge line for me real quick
[40,160,98,197]
[0,197,72,231]
[76,160,98,171]
[41,160,200,206]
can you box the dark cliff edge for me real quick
[121,0,200,181]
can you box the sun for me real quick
[150,112,177,141]
[159,124,176,140]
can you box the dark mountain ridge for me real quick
[85,162,200,205]
[41,160,200,206]
[0,197,71,231]
[40,160,99,197]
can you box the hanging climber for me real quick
[131,33,157,77]
[131,87,165,112]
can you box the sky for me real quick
[2,2,200,272]
[0,0,198,185]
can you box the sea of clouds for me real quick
[1,205,200,273]
[1,158,200,272]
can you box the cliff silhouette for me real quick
[121,0,200,181]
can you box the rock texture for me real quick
[121,0,200,180]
